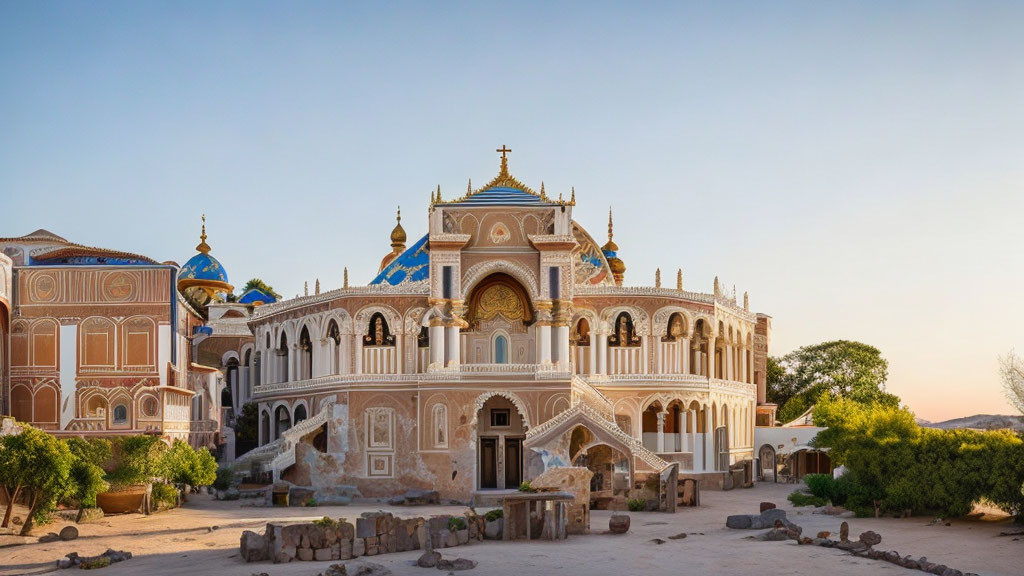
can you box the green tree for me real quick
[159,440,217,488]
[0,426,74,535]
[65,438,111,509]
[766,355,797,408]
[106,435,166,487]
[999,350,1024,415]
[775,340,899,422]
[242,278,281,299]
[233,402,259,444]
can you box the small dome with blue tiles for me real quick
[178,215,233,305]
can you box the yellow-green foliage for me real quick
[813,396,1024,518]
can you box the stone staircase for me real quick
[233,402,333,481]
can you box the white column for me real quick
[340,336,350,374]
[395,332,403,374]
[354,334,363,374]
[587,343,596,375]
[554,325,570,369]
[538,325,552,365]
[446,325,460,367]
[59,324,77,430]
[680,337,689,375]
[640,336,648,374]
[656,412,666,453]
[429,325,444,367]
[704,406,714,470]
[654,338,662,374]
[597,331,607,375]
[678,410,686,453]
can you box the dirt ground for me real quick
[1,482,1021,576]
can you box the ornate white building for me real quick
[231,150,774,504]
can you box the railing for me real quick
[233,402,334,477]
[584,373,711,385]
[570,376,614,421]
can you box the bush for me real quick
[303,497,318,507]
[813,396,1024,519]
[314,516,337,528]
[518,481,535,493]
[0,425,74,535]
[804,474,836,501]
[484,509,503,522]
[151,482,178,508]
[627,498,646,512]
[212,467,234,491]
[448,517,467,532]
[788,490,828,507]
[160,440,217,488]
[65,437,111,510]
[107,436,166,487]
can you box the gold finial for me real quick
[744,291,749,310]
[714,276,720,297]
[496,145,511,176]
[315,278,320,295]
[558,191,564,202]
[389,205,407,251]
[677,268,683,291]
[655,268,661,288]
[570,187,575,205]
[343,267,349,289]
[467,179,472,196]
[436,185,442,203]
[195,214,212,254]
[397,205,401,223]
[607,207,614,242]
[304,281,309,297]
[540,181,546,196]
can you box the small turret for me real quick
[379,207,407,272]
[602,207,626,286]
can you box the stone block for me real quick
[436,530,449,548]
[278,545,296,563]
[759,502,776,512]
[340,520,355,541]
[339,540,353,560]
[240,530,269,562]
[484,519,503,540]
[297,547,314,561]
[726,515,753,529]
[314,548,332,561]
[352,538,365,557]
[356,518,377,539]
[858,530,881,547]
[456,529,469,545]
[417,550,441,568]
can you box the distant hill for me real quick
[917,414,1024,432]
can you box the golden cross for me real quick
[496,145,511,160]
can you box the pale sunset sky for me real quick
[1,2,1021,421]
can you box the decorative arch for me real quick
[120,316,156,368]
[10,383,32,422]
[354,305,402,337]
[470,390,532,429]
[460,259,539,301]
[465,273,533,326]
[600,305,649,335]
[30,318,59,368]
[652,306,694,338]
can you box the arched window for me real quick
[494,334,508,364]
[293,403,308,424]
[112,404,128,425]
[253,351,262,387]
[664,312,687,341]
[608,312,640,347]
[432,403,448,448]
[572,318,591,345]
[299,326,312,380]
[363,312,395,346]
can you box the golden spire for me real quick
[540,181,546,196]
[677,268,683,291]
[608,207,614,242]
[315,278,320,295]
[570,187,576,205]
[602,206,625,285]
[195,214,211,254]
[496,145,511,176]
[714,276,720,297]
[390,205,406,248]
[343,267,349,289]
[655,268,661,288]
[436,185,442,203]
[467,178,472,196]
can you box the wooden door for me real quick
[504,437,523,488]
[480,437,498,489]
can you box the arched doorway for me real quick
[260,410,271,445]
[464,273,533,365]
[569,425,631,509]
[476,395,528,490]
[758,444,776,482]
[274,405,292,439]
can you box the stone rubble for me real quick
[56,549,132,569]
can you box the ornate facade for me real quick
[232,150,773,503]
[0,151,774,505]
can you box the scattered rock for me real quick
[759,502,776,512]
[859,530,882,547]
[816,531,830,539]
[59,526,79,541]
[649,538,666,545]
[12,516,22,526]
[436,557,476,571]
[39,532,61,543]
[387,489,440,506]
[726,515,753,529]
[483,518,502,540]
[346,562,393,576]
[609,514,630,534]
[754,528,790,541]
[813,506,851,516]
[77,508,104,524]
[668,532,687,540]
[318,565,347,576]
[58,549,132,570]
[417,550,441,568]
[839,521,849,542]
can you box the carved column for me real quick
[552,299,572,370]
[587,338,597,376]
[596,324,608,375]
[707,336,716,378]
[445,300,465,368]
[353,333,363,375]
[536,300,553,366]
[656,411,666,453]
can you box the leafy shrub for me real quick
[0,425,74,535]
[484,509,503,522]
[518,481,535,493]
[212,467,234,491]
[65,437,111,509]
[448,517,467,532]
[627,498,646,512]
[804,474,836,501]
[303,497,318,507]
[160,440,217,488]
[788,490,828,507]
[107,436,166,487]
[814,396,1024,519]
[314,516,338,528]
[151,482,178,508]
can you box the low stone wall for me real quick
[240,511,485,564]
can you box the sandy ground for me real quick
[1,483,1021,576]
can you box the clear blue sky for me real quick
[2,2,1022,420]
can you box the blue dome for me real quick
[238,287,277,305]
[180,252,230,285]
[370,234,429,286]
